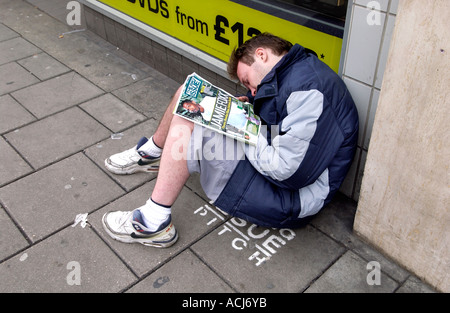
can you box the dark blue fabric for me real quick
[214,44,358,228]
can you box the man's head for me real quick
[182,99,203,114]
[228,33,292,96]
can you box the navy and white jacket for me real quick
[214,44,359,228]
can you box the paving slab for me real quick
[0,136,33,186]
[305,250,398,293]
[112,75,180,118]
[0,36,41,65]
[0,153,124,242]
[89,180,226,277]
[17,52,70,81]
[0,224,136,292]
[50,32,153,92]
[4,107,110,169]
[311,195,410,282]
[0,1,156,93]
[396,275,436,293]
[0,205,29,261]
[185,172,210,202]
[11,71,104,118]
[0,61,39,95]
[26,0,75,26]
[0,2,152,92]
[128,249,234,293]
[192,215,346,293]
[84,119,160,191]
[79,93,146,133]
[0,23,19,42]
[0,94,36,134]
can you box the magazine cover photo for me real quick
[174,73,261,146]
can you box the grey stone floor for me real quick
[0,0,436,294]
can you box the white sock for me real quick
[139,198,171,231]
[139,136,162,158]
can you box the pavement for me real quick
[0,0,437,294]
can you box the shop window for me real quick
[233,0,347,38]
[277,0,348,21]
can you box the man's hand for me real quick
[237,96,249,102]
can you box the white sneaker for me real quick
[102,209,178,248]
[105,137,160,175]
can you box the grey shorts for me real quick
[187,124,245,202]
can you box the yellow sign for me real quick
[97,0,342,72]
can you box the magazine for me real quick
[173,73,261,146]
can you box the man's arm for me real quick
[244,89,327,188]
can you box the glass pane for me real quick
[277,0,348,21]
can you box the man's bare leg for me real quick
[101,85,192,247]
[138,91,194,230]
[151,115,193,206]
[145,84,193,205]
[104,85,184,175]
[152,85,183,149]
[137,84,193,227]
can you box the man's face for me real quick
[183,101,200,113]
[236,48,272,97]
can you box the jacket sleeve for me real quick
[244,89,325,187]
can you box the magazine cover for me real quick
[173,73,261,146]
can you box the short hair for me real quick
[181,99,195,108]
[227,33,293,80]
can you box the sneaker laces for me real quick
[120,147,141,162]
[115,211,134,231]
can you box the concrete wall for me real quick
[354,0,449,292]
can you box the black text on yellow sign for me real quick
[98,0,343,73]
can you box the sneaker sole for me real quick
[101,213,178,248]
[104,158,159,175]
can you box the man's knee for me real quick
[166,85,184,113]
[166,116,194,161]
[171,115,194,132]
